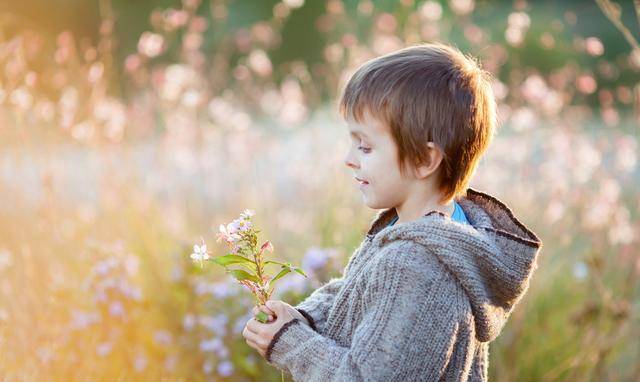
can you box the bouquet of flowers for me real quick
[191,209,307,323]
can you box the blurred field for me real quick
[0,0,639,381]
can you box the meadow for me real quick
[0,0,638,380]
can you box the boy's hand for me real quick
[243,300,310,359]
[251,300,310,326]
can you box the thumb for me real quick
[265,300,281,313]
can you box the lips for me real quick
[355,176,369,185]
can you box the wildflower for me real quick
[153,330,173,346]
[240,209,255,219]
[302,246,331,271]
[199,337,225,353]
[109,301,125,318]
[573,261,588,280]
[183,313,196,330]
[199,313,228,334]
[236,218,252,232]
[197,209,307,324]
[217,360,234,377]
[203,360,214,374]
[259,240,274,256]
[227,220,241,233]
[191,238,210,268]
[216,223,241,244]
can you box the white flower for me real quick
[240,209,255,219]
[191,239,210,268]
[216,223,241,244]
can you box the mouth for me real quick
[355,176,369,185]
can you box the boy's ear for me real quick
[414,142,444,179]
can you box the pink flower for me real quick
[216,224,241,244]
[259,240,274,256]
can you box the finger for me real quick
[242,325,254,340]
[266,301,290,322]
[245,336,266,357]
[265,300,281,315]
[244,321,261,338]
[244,327,264,347]
[246,318,265,334]
[245,337,258,350]
[255,306,275,321]
[261,311,275,322]
[259,304,276,315]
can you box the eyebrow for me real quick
[349,130,370,140]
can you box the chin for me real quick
[362,196,390,210]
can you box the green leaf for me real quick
[212,254,256,270]
[268,268,291,286]
[227,269,260,283]
[265,261,308,278]
[264,260,290,267]
[292,267,307,277]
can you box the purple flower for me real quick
[199,337,225,353]
[183,313,196,330]
[199,313,228,336]
[211,281,234,298]
[217,360,234,377]
[203,360,214,374]
[302,247,331,271]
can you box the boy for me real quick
[242,42,542,381]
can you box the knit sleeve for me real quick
[265,244,474,381]
[293,276,344,333]
[293,241,367,334]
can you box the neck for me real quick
[394,191,453,224]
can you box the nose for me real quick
[344,147,359,169]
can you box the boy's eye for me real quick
[358,146,371,153]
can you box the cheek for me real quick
[364,152,400,178]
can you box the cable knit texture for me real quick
[265,188,543,381]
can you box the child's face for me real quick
[344,108,416,210]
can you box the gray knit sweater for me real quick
[265,188,543,381]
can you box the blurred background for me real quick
[0,0,638,380]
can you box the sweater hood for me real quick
[365,188,543,343]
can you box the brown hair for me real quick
[338,42,497,204]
